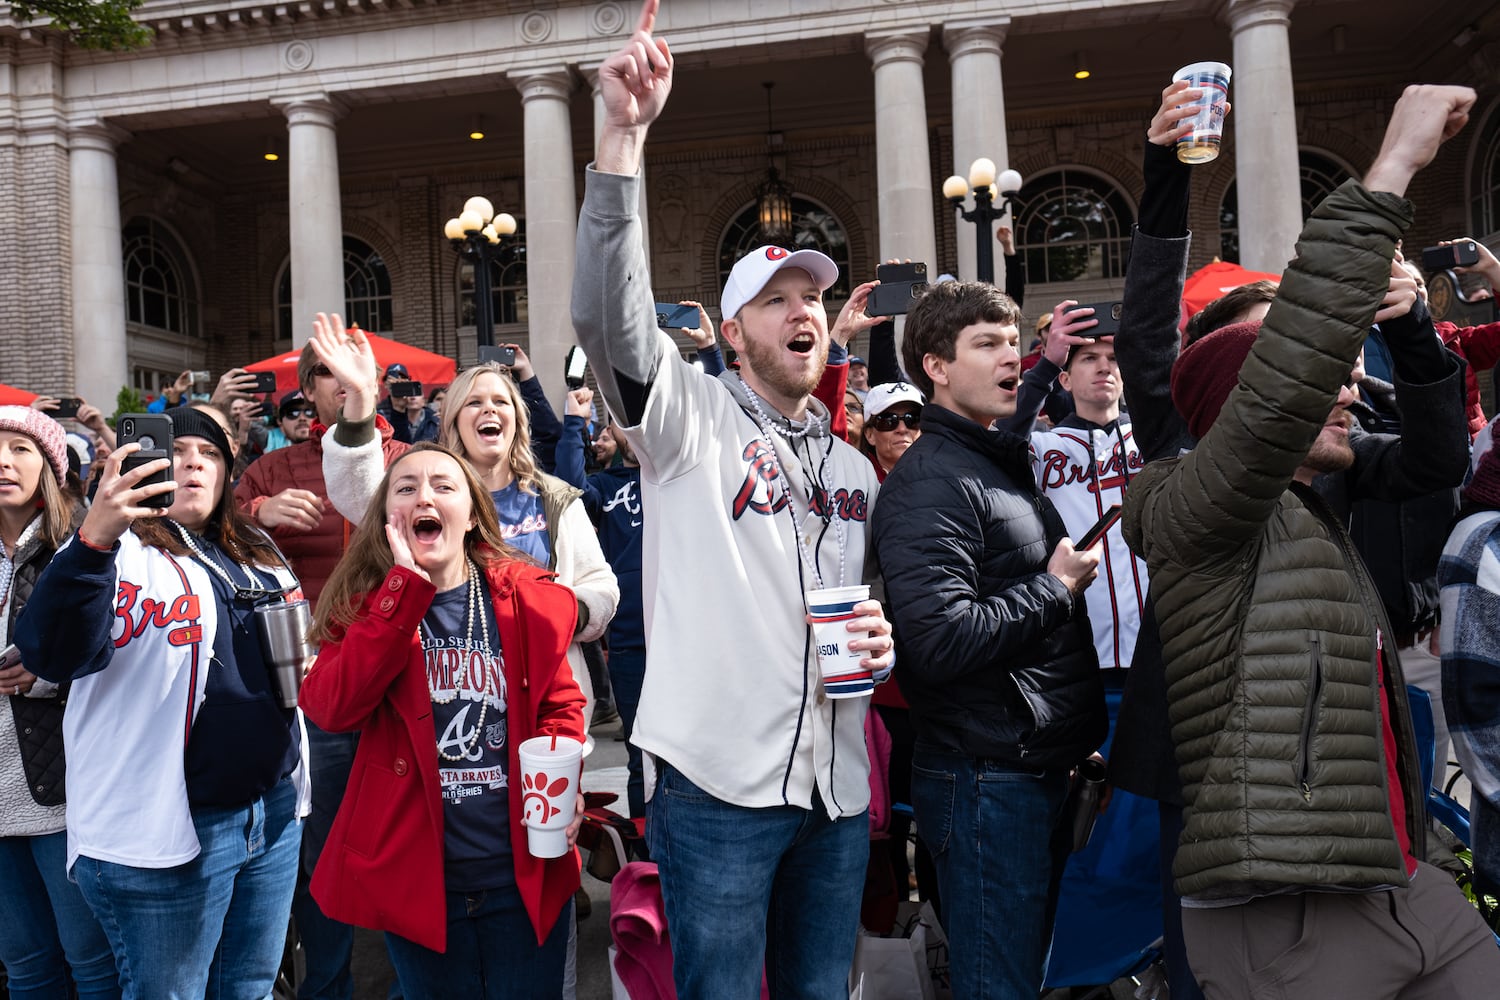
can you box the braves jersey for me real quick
[1029,418,1148,670]
[622,331,880,818]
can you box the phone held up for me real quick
[51,397,83,419]
[1075,505,1123,550]
[249,371,279,395]
[869,262,929,317]
[655,302,700,330]
[117,413,175,510]
[1075,302,1124,338]
[389,381,424,399]
[478,345,518,369]
[1421,242,1480,272]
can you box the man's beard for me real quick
[740,335,827,403]
[1303,429,1355,474]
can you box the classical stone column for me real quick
[865,32,938,271]
[1226,0,1301,272]
[69,122,132,411]
[513,69,578,405]
[588,67,649,253]
[945,21,1010,284]
[273,95,345,348]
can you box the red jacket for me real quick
[1436,319,1500,439]
[234,420,408,608]
[299,558,587,952]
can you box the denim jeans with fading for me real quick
[910,750,1072,1000]
[384,891,570,1000]
[292,723,359,1000]
[0,831,120,999]
[72,777,301,1000]
[646,761,868,1000]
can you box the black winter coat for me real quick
[6,517,77,808]
[871,404,1106,769]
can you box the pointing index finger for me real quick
[636,0,658,35]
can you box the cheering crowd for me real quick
[6,2,1500,998]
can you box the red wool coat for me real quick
[299,558,587,952]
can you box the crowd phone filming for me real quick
[118,413,175,509]
[479,345,517,368]
[870,261,929,317]
[1076,505,1123,550]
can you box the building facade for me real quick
[3,0,1499,410]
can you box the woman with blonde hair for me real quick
[313,316,618,715]
[301,442,585,997]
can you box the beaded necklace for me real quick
[167,519,279,601]
[735,375,846,589]
[419,560,493,763]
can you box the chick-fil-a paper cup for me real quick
[518,735,585,858]
[805,585,873,699]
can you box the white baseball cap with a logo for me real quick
[720,246,839,320]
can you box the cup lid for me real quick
[1173,61,1231,82]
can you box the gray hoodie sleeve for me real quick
[571,165,664,427]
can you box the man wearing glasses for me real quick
[235,329,409,1000]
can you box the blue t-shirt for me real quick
[491,482,551,566]
[422,575,514,892]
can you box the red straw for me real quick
[551,733,557,751]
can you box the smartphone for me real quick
[479,345,517,368]
[1076,301,1124,337]
[191,369,212,386]
[876,262,927,284]
[1422,242,1480,271]
[52,397,82,419]
[389,380,424,399]
[655,302,701,330]
[565,346,589,390]
[249,371,279,395]
[0,644,20,669]
[869,280,928,317]
[117,413,174,510]
[1075,504,1123,550]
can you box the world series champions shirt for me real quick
[422,576,514,891]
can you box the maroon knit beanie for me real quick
[1170,320,1262,440]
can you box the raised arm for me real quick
[571,0,674,427]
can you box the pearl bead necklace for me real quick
[421,560,493,763]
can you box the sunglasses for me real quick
[868,411,921,432]
[284,407,316,419]
[310,365,333,379]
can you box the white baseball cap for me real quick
[864,382,925,418]
[720,246,839,321]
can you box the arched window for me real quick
[456,217,528,331]
[1470,102,1500,237]
[1014,170,1135,284]
[275,236,394,340]
[122,218,199,337]
[1219,151,1354,263]
[718,197,853,305]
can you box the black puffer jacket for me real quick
[872,404,1106,769]
[6,516,78,808]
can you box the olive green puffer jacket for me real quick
[1122,181,1427,900]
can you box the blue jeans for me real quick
[385,892,570,999]
[73,777,302,1000]
[293,722,359,1000]
[911,751,1071,1000]
[646,762,868,999]
[0,831,120,999]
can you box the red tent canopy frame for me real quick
[1181,259,1282,322]
[244,329,458,397]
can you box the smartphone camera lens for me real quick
[122,419,134,436]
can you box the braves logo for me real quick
[765,247,789,261]
[731,440,869,522]
[1035,442,1142,493]
[113,580,202,648]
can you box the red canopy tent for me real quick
[244,329,458,397]
[1181,259,1282,321]
[0,382,39,406]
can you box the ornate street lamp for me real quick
[942,159,1024,285]
[442,196,519,349]
[756,82,793,244]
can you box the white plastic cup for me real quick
[517,735,585,858]
[805,584,874,699]
[1172,62,1232,164]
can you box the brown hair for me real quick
[130,404,281,566]
[32,460,80,551]
[438,363,541,494]
[901,281,1022,398]
[310,443,528,644]
[1186,279,1279,345]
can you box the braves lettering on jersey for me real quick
[1029,421,1148,670]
